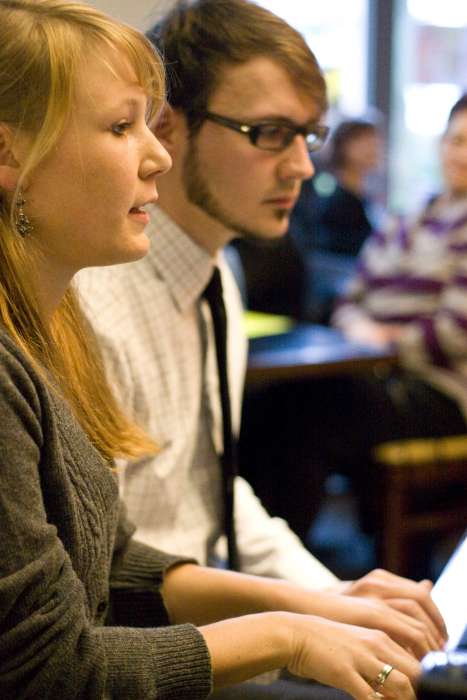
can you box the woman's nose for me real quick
[141,130,172,179]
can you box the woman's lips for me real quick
[129,207,150,225]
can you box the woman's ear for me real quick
[0,123,21,192]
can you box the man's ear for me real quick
[152,104,188,153]
[0,123,21,192]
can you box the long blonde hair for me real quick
[0,0,163,461]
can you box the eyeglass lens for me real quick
[254,124,325,152]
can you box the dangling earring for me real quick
[15,191,34,237]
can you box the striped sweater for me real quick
[332,194,467,420]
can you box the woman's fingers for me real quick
[315,587,440,656]
[346,671,379,700]
[389,617,434,659]
[384,608,439,658]
[366,664,417,700]
[351,597,440,659]
[360,635,419,700]
[286,615,421,700]
[385,597,443,650]
[346,569,447,643]
[367,629,421,681]
[417,579,447,640]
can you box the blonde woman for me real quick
[0,1,437,698]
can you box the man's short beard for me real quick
[182,135,289,242]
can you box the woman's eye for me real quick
[112,121,131,136]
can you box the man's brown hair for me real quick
[147,0,327,131]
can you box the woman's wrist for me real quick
[199,611,293,688]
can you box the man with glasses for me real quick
[195,112,329,153]
[79,0,443,640]
[81,0,338,588]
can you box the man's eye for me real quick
[112,121,131,136]
[259,124,287,138]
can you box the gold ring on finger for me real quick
[374,664,394,688]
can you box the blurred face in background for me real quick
[342,130,383,174]
[441,109,467,198]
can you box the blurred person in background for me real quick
[333,94,467,446]
[242,96,467,551]
[287,119,385,323]
[324,94,467,534]
[292,118,385,258]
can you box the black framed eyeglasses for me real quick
[201,111,329,153]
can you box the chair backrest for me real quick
[373,434,467,466]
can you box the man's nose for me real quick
[278,134,315,181]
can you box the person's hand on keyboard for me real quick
[334,569,447,649]
[284,585,443,660]
[281,612,420,700]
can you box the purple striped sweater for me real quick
[332,194,467,420]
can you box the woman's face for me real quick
[23,48,171,275]
[342,131,383,173]
[441,109,467,197]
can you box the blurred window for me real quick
[388,0,467,212]
[256,1,369,117]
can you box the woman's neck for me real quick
[28,245,73,323]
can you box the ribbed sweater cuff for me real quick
[101,623,212,699]
[110,540,198,628]
[151,623,213,699]
[113,539,194,587]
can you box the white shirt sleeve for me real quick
[233,476,339,589]
[220,257,339,589]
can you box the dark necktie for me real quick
[203,267,239,571]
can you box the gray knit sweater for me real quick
[0,327,212,699]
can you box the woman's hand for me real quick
[266,578,443,660]
[167,566,424,697]
[285,612,420,700]
[304,594,444,659]
[164,564,443,660]
[301,588,442,660]
[201,611,420,700]
[337,569,447,648]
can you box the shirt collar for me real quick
[145,205,220,313]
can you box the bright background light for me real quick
[404,83,461,136]
[408,0,467,28]
[256,0,368,118]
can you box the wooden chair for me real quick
[372,435,467,576]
